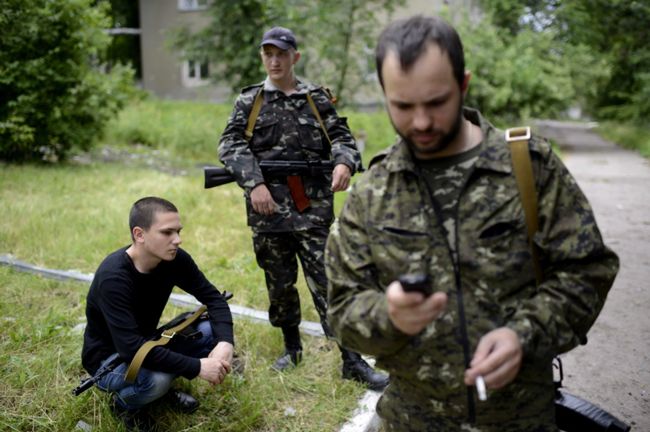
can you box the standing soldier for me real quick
[218,26,388,390]
[326,15,619,430]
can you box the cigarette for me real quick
[476,375,487,401]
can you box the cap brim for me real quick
[260,39,294,50]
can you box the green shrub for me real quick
[0,0,136,162]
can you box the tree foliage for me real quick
[0,0,135,162]
[479,0,650,124]
[170,0,404,102]
[456,11,574,124]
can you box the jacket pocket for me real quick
[299,116,325,153]
[368,225,432,285]
[250,113,279,152]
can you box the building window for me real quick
[178,0,209,11]
[182,60,210,87]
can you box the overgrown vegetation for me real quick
[478,0,650,126]
[0,0,136,162]
[0,98,397,431]
[596,122,650,159]
[100,98,396,166]
[0,267,364,431]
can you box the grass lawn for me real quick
[0,97,398,431]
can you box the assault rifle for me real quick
[72,354,121,396]
[72,291,234,396]
[203,160,335,189]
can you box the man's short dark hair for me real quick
[129,197,178,239]
[375,15,465,89]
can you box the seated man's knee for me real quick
[137,370,175,403]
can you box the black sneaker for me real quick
[166,389,200,414]
[342,357,389,391]
[271,349,303,372]
[110,396,158,432]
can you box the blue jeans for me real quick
[96,320,215,410]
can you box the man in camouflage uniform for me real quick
[325,15,619,431]
[218,26,388,390]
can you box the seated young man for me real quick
[81,196,234,431]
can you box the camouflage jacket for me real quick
[218,79,361,232]
[325,108,619,429]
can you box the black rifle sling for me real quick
[124,305,207,383]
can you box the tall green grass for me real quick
[0,97,396,431]
[0,267,363,431]
[596,121,650,158]
[100,98,396,165]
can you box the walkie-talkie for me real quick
[398,273,432,296]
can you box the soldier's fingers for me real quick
[470,334,496,369]
[482,355,521,389]
[423,292,447,318]
[387,281,426,306]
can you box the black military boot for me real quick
[271,325,303,372]
[110,395,158,432]
[165,389,200,413]
[340,348,389,391]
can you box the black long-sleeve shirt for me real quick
[82,246,234,378]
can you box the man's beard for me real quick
[395,103,464,158]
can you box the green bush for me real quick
[0,0,136,162]
[456,13,575,125]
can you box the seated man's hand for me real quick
[331,163,351,192]
[209,341,234,366]
[199,342,233,385]
[250,184,277,215]
[386,280,447,335]
[464,327,522,390]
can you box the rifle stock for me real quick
[204,160,335,189]
[204,166,235,188]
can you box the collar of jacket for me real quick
[379,107,514,177]
[261,78,315,103]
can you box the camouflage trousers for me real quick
[252,227,332,336]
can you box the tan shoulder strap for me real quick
[506,126,543,285]
[306,93,333,147]
[124,305,207,383]
[244,88,332,148]
[244,87,264,141]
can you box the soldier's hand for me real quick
[199,356,231,386]
[386,280,447,335]
[250,183,277,215]
[464,327,522,390]
[331,164,351,192]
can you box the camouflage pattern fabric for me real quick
[325,107,619,430]
[417,144,482,262]
[252,227,331,335]
[218,79,361,233]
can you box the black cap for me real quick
[260,26,297,50]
